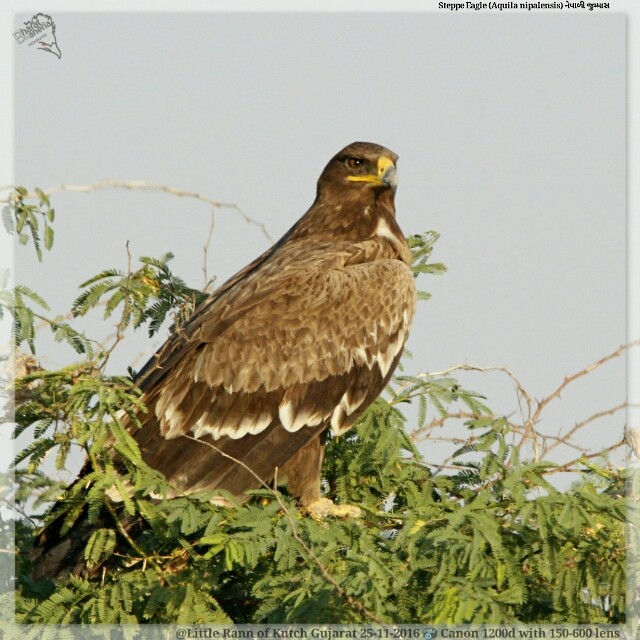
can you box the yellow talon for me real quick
[305,497,362,521]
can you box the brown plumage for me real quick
[31,141,416,580]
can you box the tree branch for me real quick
[18,180,274,243]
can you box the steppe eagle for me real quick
[32,141,416,579]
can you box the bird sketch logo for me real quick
[13,13,61,59]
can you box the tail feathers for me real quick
[30,504,99,582]
[30,501,143,583]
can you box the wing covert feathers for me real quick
[129,143,416,500]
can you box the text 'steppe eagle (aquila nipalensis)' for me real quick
[32,141,417,580]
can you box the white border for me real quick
[1,0,638,630]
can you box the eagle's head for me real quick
[289,141,403,244]
[316,141,399,198]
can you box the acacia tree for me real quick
[0,183,633,629]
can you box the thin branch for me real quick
[423,461,471,473]
[16,180,274,243]
[103,498,166,581]
[410,410,522,444]
[414,343,639,467]
[202,207,217,289]
[542,402,627,457]
[529,342,638,427]
[0,494,38,527]
[406,363,537,453]
[542,439,626,476]
[517,341,640,454]
[419,363,535,419]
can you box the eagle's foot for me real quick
[305,497,362,521]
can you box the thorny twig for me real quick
[13,180,274,290]
[523,341,639,453]
[542,439,626,476]
[542,403,628,458]
[202,208,217,289]
[12,180,273,242]
[405,341,639,473]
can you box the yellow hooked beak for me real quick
[347,156,397,188]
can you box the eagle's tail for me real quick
[30,502,102,582]
[29,470,143,583]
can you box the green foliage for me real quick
[2,185,56,262]
[2,188,628,625]
[72,253,209,338]
[0,276,94,357]
[407,232,447,301]
[9,406,628,625]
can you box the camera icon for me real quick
[423,629,438,640]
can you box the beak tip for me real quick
[381,165,398,189]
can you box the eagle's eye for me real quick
[345,157,365,170]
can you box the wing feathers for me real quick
[128,235,415,498]
[151,257,415,442]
